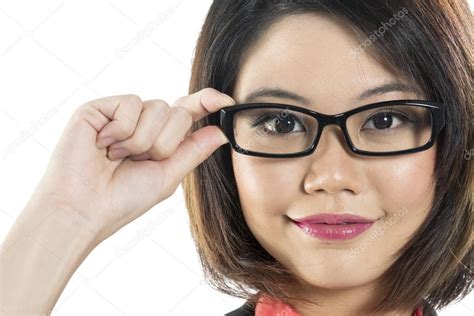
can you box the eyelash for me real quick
[249,112,306,133]
[248,109,418,133]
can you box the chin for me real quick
[292,267,375,290]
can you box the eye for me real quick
[361,111,413,132]
[251,112,306,134]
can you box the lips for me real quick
[291,213,375,225]
[290,213,376,241]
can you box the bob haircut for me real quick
[182,0,473,313]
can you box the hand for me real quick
[29,87,235,242]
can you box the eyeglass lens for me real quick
[233,104,433,154]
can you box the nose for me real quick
[303,125,366,195]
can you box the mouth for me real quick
[291,213,376,224]
[289,213,377,241]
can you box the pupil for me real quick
[373,114,392,129]
[274,117,295,133]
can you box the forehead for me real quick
[233,13,415,114]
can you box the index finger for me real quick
[171,87,236,122]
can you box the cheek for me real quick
[232,152,303,217]
[370,147,437,237]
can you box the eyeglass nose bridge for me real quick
[308,112,354,154]
[316,112,346,128]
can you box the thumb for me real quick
[160,125,228,182]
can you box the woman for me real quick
[1,1,472,315]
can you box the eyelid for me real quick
[249,109,307,128]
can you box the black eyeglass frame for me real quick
[217,99,446,158]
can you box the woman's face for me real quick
[231,13,436,294]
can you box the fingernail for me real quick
[221,92,235,105]
[97,136,116,149]
[108,148,128,160]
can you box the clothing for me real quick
[224,295,438,316]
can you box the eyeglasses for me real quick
[217,99,446,158]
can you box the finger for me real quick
[107,100,170,160]
[146,106,193,161]
[171,87,235,122]
[144,88,235,161]
[129,152,151,161]
[108,88,235,161]
[159,125,228,191]
[88,94,143,148]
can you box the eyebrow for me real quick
[243,82,420,105]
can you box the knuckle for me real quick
[152,98,169,108]
[78,99,99,112]
[74,102,93,117]
[72,102,97,123]
[128,135,152,153]
[122,94,142,106]
[114,119,135,137]
[147,99,171,115]
[172,105,193,124]
[172,95,187,106]
[152,138,174,158]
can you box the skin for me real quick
[231,13,436,316]
[0,89,236,314]
[0,10,437,316]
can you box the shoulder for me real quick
[224,300,255,316]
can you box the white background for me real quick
[0,1,472,315]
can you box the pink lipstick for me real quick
[291,213,376,241]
